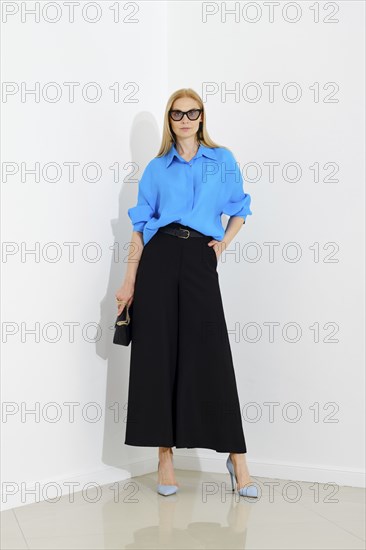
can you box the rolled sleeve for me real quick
[128,161,155,233]
[221,152,252,223]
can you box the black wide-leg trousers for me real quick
[124,226,247,453]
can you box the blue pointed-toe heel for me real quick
[226,455,258,498]
[156,455,178,496]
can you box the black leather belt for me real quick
[158,222,207,239]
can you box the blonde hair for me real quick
[156,88,227,157]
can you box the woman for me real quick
[115,88,257,498]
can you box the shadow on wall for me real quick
[96,111,161,467]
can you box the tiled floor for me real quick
[1,469,365,549]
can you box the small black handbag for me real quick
[113,302,133,346]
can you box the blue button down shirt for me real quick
[128,143,252,246]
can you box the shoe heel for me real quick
[229,471,235,491]
[226,456,236,492]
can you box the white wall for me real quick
[1,1,364,510]
[1,0,169,511]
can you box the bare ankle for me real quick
[159,447,173,458]
[230,452,244,461]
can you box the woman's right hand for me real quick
[115,279,135,316]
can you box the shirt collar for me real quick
[165,143,217,168]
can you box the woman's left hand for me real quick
[208,240,227,261]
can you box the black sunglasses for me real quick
[169,108,202,121]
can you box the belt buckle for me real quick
[177,228,190,239]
